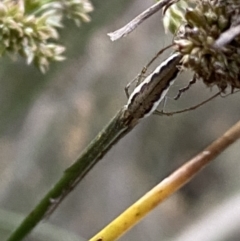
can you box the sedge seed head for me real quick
[165,0,240,92]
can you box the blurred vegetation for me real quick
[0,0,240,241]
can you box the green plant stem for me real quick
[6,106,136,241]
[0,209,85,241]
[6,50,183,241]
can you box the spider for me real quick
[110,0,240,118]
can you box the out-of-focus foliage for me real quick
[162,0,188,34]
[0,0,93,72]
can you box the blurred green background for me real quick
[1,0,240,240]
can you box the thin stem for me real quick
[6,107,134,241]
[89,120,240,241]
[107,0,175,41]
[6,52,182,241]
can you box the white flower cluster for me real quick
[0,0,93,72]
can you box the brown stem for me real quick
[90,120,240,241]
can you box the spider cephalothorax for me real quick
[171,0,240,92]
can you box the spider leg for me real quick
[125,44,174,98]
[154,91,221,117]
[174,75,197,100]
